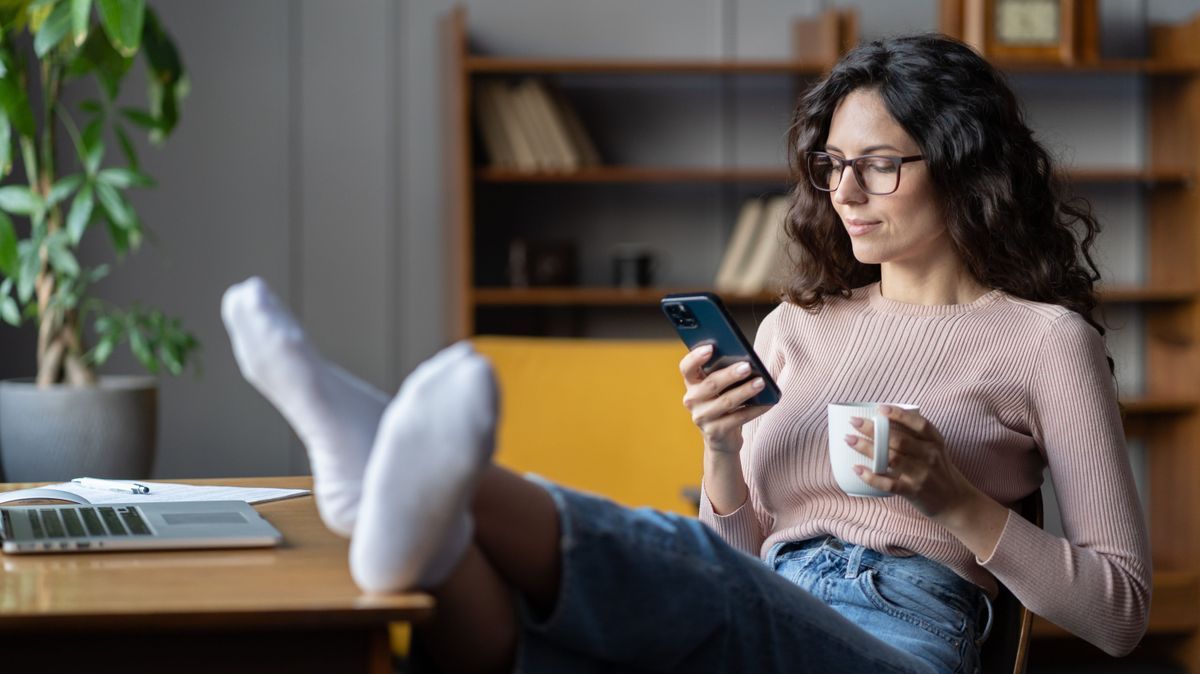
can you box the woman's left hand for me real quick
[846,405,976,519]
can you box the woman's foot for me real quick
[221,276,388,536]
[351,345,498,592]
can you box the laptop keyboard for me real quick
[29,506,151,539]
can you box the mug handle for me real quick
[872,414,889,475]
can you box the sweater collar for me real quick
[865,282,1004,316]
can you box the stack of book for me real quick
[474,78,602,172]
[713,196,793,296]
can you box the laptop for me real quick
[0,500,283,554]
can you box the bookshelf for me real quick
[444,7,1200,670]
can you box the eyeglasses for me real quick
[805,151,925,196]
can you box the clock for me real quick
[940,0,1099,65]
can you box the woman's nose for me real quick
[832,165,866,205]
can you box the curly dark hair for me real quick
[782,34,1108,352]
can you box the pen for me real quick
[71,477,151,495]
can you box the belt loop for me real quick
[844,544,865,579]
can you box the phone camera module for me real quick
[665,303,698,328]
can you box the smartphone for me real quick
[660,292,782,407]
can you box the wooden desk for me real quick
[0,476,433,674]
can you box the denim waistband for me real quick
[768,536,979,600]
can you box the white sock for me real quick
[350,343,498,593]
[221,276,387,537]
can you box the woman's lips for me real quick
[845,219,881,236]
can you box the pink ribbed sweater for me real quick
[698,283,1151,656]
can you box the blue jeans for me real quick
[515,479,990,674]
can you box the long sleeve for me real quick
[697,310,781,556]
[979,314,1151,656]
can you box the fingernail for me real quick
[735,362,751,375]
[853,465,865,475]
[879,405,894,414]
[699,345,713,354]
[752,377,765,390]
[849,416,863,427]
[844,434,857,445]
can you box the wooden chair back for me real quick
[979,490,1044,674]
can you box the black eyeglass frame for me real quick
[805,151,926,196]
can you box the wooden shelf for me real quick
[1033,570,1199,638]
[1121,396,1200,414]
[474,287,779,306]
[1000,59,1200,75]
[466,56,1200,77]
[477,166,1190,185]
[1068,167,1191,184]
[476,286,1194,307]
[1099,286,1196,303]
[465,56,828,75]
[477,166,791,184]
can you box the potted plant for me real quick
[0,0,197,481]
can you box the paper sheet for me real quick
[1,481,310,506]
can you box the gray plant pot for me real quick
[0,376,158,483]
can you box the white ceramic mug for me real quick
[827,402,919,498]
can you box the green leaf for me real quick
[96,167,151,188]
[104,213,128,254]
[114,123,137,169]
[0,75,36,138]
[16,240,37,302]
[128,325,155,372]
[0,295,18,325]
[94,180,131,227]
[95,0,143,57]
[141,8,179,81]
[47,173,84,207]
[119,106,158,130]
[34,0,72,57]
[0,112,10,176]
[0,185,44,215]
[86,262,108,284]
[66,182,93,244]
[141,7,182,139]
[0,209,15,278]
[68,25,133,98]
[91,333,114,364]
[69,0,90,46]
[82,118,104,173]
[158,340,181,375]
[82,115,102,151]
[79,98,103,114]
[47,239,79,276]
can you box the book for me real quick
[487,80,538,171]
[474,82,515,168]
[737,196,792,295]
[512,78,557,170]
[0,480,310,506]
[526,79,580,170]
[548,85,601,167]
[714,198,766,293]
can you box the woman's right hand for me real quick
[680,345,771,454]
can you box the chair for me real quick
[472,335,701,514]
[980,490,1044,674]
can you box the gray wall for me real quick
[0,0,1195,482]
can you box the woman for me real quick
[222,34,1149,674]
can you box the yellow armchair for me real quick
[472,336,702,515]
